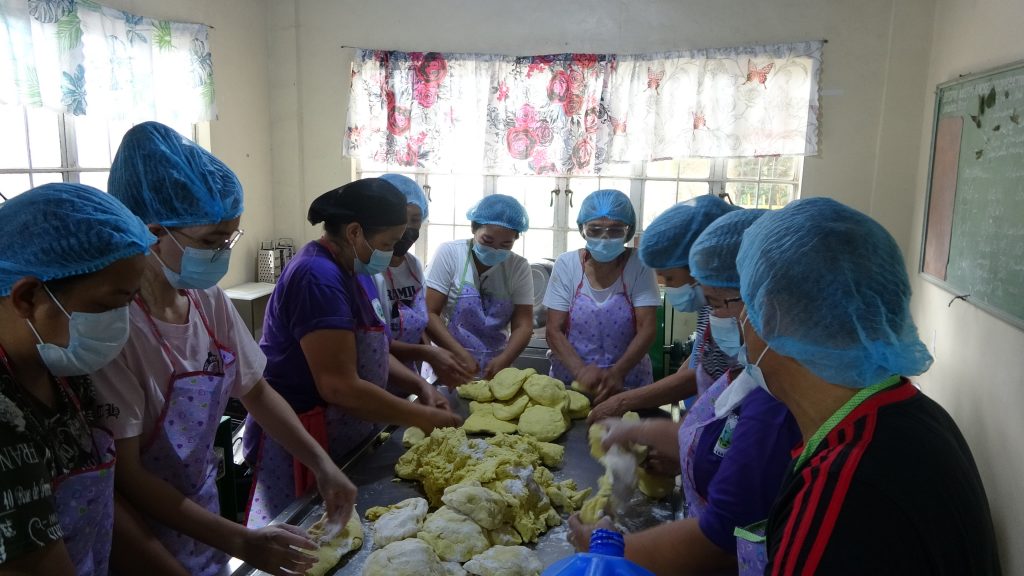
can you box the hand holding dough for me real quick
[304,508,363,576]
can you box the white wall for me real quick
[97,0,273,288]
[908,0,1024,572]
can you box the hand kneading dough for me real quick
[458,380,495,402]
[463,545,544,576]
[523,374,568,407]
[372,497,429,548]
[463,410,519,435]
[517,405,569,442]
[566,389,591,419]
[417,506,491,562]
[304,509,363,576]
[441,482,509,530]
[492,395,530,421]
[362,538,445,576]
[489,367,535,401]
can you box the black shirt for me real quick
[766,379,1001,575]
[0,364,100,563]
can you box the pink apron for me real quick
[245,269,392,529]
[0,347,116,576]
[137,292,236,576]
[549,251,653,389]
[443,241,515,378]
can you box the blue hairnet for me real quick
[577,189,636,241]
[466,194,529,233]
[109,121,244,227]
[689,209,767,289]
[379,173,429,220]
[737,197,933,389]
[0,184,155,296]
[639,195,738,269]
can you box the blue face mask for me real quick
[586,238,627,263]
[26,285,131,377]
[159,229,231,290]
[473,242,511,267]
[664,282,706,313]
[355,237,394,276]
[708,314,742,359]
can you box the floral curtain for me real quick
[345,41,822,175]
[0,0,215,122]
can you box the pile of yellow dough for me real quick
[455,368,591,442]
[302,509,365,576]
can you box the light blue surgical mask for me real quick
[355,237,394,276]
[26,286,131,376]
[708,314,742,359]
[586,238,627,263]
[714,343,771,417]
[473,242,511,267]
[664,282,706,313]
[158,228,231,290]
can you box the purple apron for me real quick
[549,252,653,389]
[443,241,515,378]
[386,257,430,391]
[677,370,732,520]
[245,270,392,529]
[694,337,718,397]
[137,292,236,576]
[53,427,116,576]
[735,521,769,576]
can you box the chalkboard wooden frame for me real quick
[920,59,1024,331]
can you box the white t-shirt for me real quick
[374,254,425,334]
[425,239,534,321]
[543,248,661,311]
[91,287,267,440]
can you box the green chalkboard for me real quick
[921,60,1024,330]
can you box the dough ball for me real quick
[362,538,446,576]
[463,545,543,576]
[517,405,569,442]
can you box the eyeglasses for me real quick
[172,229,245,262]
[583,225,630,239]
[707,295,743,311]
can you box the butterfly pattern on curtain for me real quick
[0,0,216,123]
[345,41,823,175]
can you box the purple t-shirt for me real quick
[691,381,802,553]
[260,241,387,413]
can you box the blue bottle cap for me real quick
[589,529,626,557]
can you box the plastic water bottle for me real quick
[543,529,655,575]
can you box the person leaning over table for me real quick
[567,208,801,576]
[244,178,461,530]
[0,184,153,576]
[89,122,356,576]
[424,194,534,382]
[587,195,738,422]
[737,197,1000,575]
[372,174,473,390]
[544,189,660,404]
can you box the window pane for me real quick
[641,180,677,229]
[425,224,454,265]
[520,228,553,262]
[30,172,65,187]
[74,116,112,168]
[678,182,710,202]
[495,176,556,229]
[25,108,62,168]
[566,230,587,253]
[78,171,110,191]
[565,178,599,227]
[762,183,794,209]
[726,182,760,208]
[679,158,711,179]
[600,162,634,177]
[0,173,32,199]
[760,156,796,180]
[0,107,29,169]
[108,120,133,159]
[727,158,760,179]
[426,175,457,225]
[597,177,631,194]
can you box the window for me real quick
[362,156,802,266]
[0,105,195,199]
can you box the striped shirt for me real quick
[690,306,735,381]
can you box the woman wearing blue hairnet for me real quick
[569,209,801,576]
[246,178,461,530]
[589,195,738,423]
[424,194,535,380]
[372,174,472,387]
[89,122,356,576]
[544,190,660,403]
[0,184,152,575]
[735,198,998,574]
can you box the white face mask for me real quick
[713,311,770,418]
[664,282,706,313]
[708,314,742,359]
[26,286,131,377]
